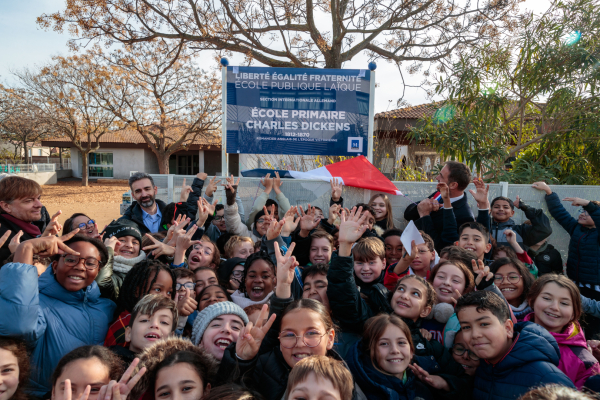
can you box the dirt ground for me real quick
[42,180,130,229]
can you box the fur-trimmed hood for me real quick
[131,336,218,400]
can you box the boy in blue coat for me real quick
[0,232,115,398]
[456,291,574,400]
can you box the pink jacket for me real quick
[525,313,600,388]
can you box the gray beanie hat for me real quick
[191,301,249,346]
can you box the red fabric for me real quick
[326,156,400,196]
[104,310,131,347]
[383,265,412,291]
[516,251,533,265]
[1,213,41,237]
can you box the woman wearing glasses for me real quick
[490,257,536,322]
[0,232,115,398]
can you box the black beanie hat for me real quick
[103,219,143,244]
[217,257,245,284]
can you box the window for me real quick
[88,153,113,177]
[39,149,43,156]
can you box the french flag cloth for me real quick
[241,155,403,196]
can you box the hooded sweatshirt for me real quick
[473,322,574,400]
[524,313,600,388]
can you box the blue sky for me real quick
[0,0,550,112]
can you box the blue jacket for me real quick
[473,322,574,400]
[345,340,434,400]
[545,193,600,285]
[0,263,116,397]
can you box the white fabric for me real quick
[112,251,147,274]
[230,290,274,309]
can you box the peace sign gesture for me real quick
[274,241,298,298]
[61,379,91,400]
[205,176,221,197]
[179,178,193,202]
[472,259,494,289]
[96,358,147,400]
[236,304,276,361]
[14,229,81,264]
[142,234,175,258]
[42,210,63,237]
[225,174,240,193]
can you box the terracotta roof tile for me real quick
[44,127,221,146]
[375,102,439,119]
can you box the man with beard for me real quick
[0,176,51,263]
[120,172,167,234]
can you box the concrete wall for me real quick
[143,149,160,175]
[14,172,57,185]
[56,169,73,179]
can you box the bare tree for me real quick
[38,0,520,82]
[84,41,221,174]
[14,57,120,186]
[0,86,52,164]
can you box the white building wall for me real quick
[71,147,82,178]
[112,148,146,179]
[143,149,160,175]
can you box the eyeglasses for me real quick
[76,220,95,230]
[579,209,589,216]
[176,282,196,291]
[279,331,328,349]
[452,344,480,361]
[494,273,521,284]
[231,270,243,279]
[61,255,101,270]
[256,218,268,224]
[213,216,224,221]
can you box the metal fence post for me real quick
[167,175,174,202]
[500,181,509,197]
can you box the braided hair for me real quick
[115,259,176,315]
[239,250,275,297]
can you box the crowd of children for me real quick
[1,162,600,400]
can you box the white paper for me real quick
[400,220,425,256]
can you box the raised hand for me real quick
[338,207,368,254]
[0,228,11,250]
[408,364,450,391]
[63,379,91,400]
[274,241,297,289]
[417,199,435,217]
[7,229,22,253]
[176,224,198,252]
[273,171,283,195]
[281,206,300,236]
[14,229,81,264]
[437,182,450,201]
[224,174,240,194]
[167,217,191,246]
[472,259,493,288]
[104,236,119,251]
[468,176,490,209]
[260,173,273,193]
[179,178,193,202]
[330,178,343,202]
[563,197,590,207]
[142,234,175,258]
[196,172,208,181]
[97,358,147,400]
[236,304,276,360]
[503,229,517,245]
[514,195,521,209]
[42,210,63,237]
[176,287,198,317]
[531,181,552,195]
[298,205,319,234]
[205,176,221,198]
[327,203,341,225]
[266,218,285,241]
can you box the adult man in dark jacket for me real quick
[0,176,50,263]
[119,172,168,235]
[404,161,475,251]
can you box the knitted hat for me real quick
[103,219,143,244]
[217,257,245,284]
[191,301,249,346]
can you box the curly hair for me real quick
[239,251,275,296]
[0,337,30,400]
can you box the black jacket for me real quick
[327,251,392,336]
[216,294,367,400]
[528,242,563,276]
[119,199,168,235]
[404,193,475,252]
[490,201,552,248]
[0,212,47,263]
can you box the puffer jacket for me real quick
[473,322,574,400]
[345,340,434,400]
[545,193,600,285]
[95,247,147,301]
[490,201,552,248]
[0,262,116,397]
[524,314,600,388]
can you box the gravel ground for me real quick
[42,180,129,229]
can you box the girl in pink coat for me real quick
[525,274,600,388]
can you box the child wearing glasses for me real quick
[109,294,178,365]
[451,329,479,376]
[489,257,536,322]
[523,273,600,388]
[216,242,365,400]
[63,213,100,238]
[0,233,115,398]
[95,219,146,301]
[173,268,197,333]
